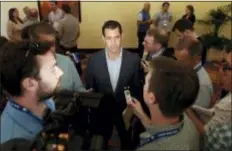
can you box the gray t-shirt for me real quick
[137,114,199,150]
[153,11,172,30]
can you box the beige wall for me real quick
[1,1,231,49]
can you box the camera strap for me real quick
[137,122,184,149]
[8,100,44,125]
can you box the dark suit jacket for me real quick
[85,49,142,112]
[85,49,142,143]
[182,14,196,25]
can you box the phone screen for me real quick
[124,89,132,104]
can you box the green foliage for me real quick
[197,3,231,50]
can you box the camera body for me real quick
[32,90,104,151]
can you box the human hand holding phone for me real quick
[141,59,149,73]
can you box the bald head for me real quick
[143,2,151,12]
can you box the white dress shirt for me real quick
[105,49,122,92]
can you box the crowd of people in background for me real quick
[0,1,231,151]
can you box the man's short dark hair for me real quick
[175,37,203,56]
[0,41,52,96]
[162,2,170,7]
[225,40,232,53]
[62,4,71,14]
[146,28,169,47]
[102,20,122,36]
[148,56,199,117]
[29,22,56,40]
[172,19,194,32]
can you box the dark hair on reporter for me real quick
[102,20,122,36]
[172,19,194,32]
[62,4,71,14]
[148,56,199,117]
[175,37,203,57]
[0,41,52,96]
[29,22,56,40]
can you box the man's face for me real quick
[36,51,63,100]
[102,28,122,54]
[38,34,56,53]
[175,29,189,41]
[163,4,169,12]
[144,3,150,12]
[220,52,232,92]
[50,3,57,11]
[174,48,194,68]
[143,35,157,53]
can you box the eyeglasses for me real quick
[221,60,232,72]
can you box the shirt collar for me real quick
[151,48,165,59]
[105,48,123,61]
[194,62,202,71]
[4,101,44,134]
[146,114,185,135]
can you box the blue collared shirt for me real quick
[105,49,122,92]
[0,98,55,144]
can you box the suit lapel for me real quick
[115,50,127,93]
[101,51,114,93]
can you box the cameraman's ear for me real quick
[22,78,38,92]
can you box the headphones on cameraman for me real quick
[25,23,53,53]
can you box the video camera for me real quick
[32,90,104,151]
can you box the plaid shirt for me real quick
[204,123,232,151]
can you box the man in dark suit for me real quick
[85,20,142,150]
[142,27,175,61]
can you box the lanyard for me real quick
[137,123,184,149]
[8,100,44,125]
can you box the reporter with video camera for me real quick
[0,40,63,144]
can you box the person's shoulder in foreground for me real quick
[137,114,199,150]
[204,122,232,151]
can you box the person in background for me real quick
[57,4,80,53]
[22,6,30,22]
[137,2,152,58]
[25,22,86,92]
[7,8,23,41]
[172,19,207,65]
[0,41,63,144]
[143,28,175,61]
[128,57,200,150]
[204,122,232,151]
[186,41,232,136]
[22,8,39,29]
[153,2,172,33]
[0,36,8,114]
[48,2,64,30]
[182,5,196,25]
[174,37,213,109]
